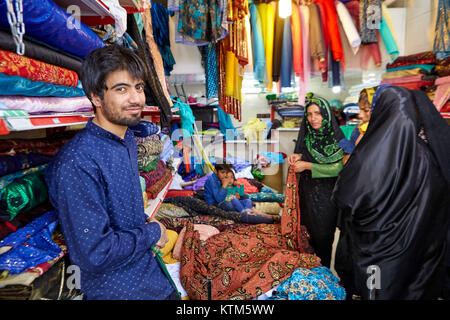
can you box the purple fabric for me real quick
[183,173,213,191]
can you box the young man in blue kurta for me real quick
[45,45,177,300]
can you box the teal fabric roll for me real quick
[380,17,399,61]
[0,73,86,97]
[387,64,436,73]
[249,3,266,83]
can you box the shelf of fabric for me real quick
[144,157,182,218]
[54,0,142,26]
[0,113,93,135]
[141,106,180,123]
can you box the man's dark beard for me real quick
[102,103,143,127]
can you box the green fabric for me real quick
[0,171,48,220]
[340,125,357,140]
[311,161,343,179]
[305,97,344,164]
[151,246,182,299]
[380,16,399,61]
[251,169,265,180]
[139,156,161,173]
[387,64,435,73]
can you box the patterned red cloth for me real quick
[0,49,79,87]
[179,166,320,300]
[165,190,195,198]
[146,169,172,199]
[386,51,436,69]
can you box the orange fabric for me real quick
[291,3,303,76]
[0,49,79,87]
[315,0,344,66]
[236,178,259,193]
[179,167,320,300]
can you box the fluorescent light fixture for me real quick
[332,86,341,94]
[279,0,292,18]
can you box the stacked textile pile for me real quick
[266,92,304,128]
[131,120,175,203]
[0,130,82,299]
[0,0,106,126]
[380,51,450,115]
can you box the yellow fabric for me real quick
[160,229,180,264]
[362,87,376,105]
[381,3,398,44]
[142,191,148,208]
[359,122,369,135]
[263,2,275,91]
[242,118,268,144]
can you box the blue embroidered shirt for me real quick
[45,119,174,300]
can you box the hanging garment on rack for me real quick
[433,0,450,59]
[142,2,173,105]
[0,0,104,59]
[199,43,219,99]
[258,1,275,91]
[299,5,311,105]
[126,13,173,131]
[0,49,79,87]
[151,2,176,76]
[249,2,266,83]
[359,0,381,45]
[272,2,284,84]
[291,3,303,77]
[280,15,293,88]
[335,0,361,55]
[309,2,327,69]
[315,0,329,81]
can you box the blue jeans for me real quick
[218,198,253,213]
[218,199,273,224]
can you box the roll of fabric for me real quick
[280,10,293,88]
[335,1,361,49]
[0,154,51,177]
[249,3,266,83]
[433,75,450,111]
[139,156,161,173]
[0,164,46,200]
[0,0,104,59]
[291,3,303,76]
[0,211,61,274]
[0,49,79,87]
[381,68,425,79]
[0,73,86,97]
[309,2,326,63]
[137,139,164,157]
[129,121,160,137]
[146,169,172,199]
[386,51,437,69]
[139,160,168,187]
[272,2,284,83]
[380,74,435,85]
[134,134,160,144]
[0,171,48,221]
[0,31,83,75]
[0,96,92,114]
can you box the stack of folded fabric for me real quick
[0,211,76,300]
[132,121,174,200]
[381,51,438,90]
[0,0,105,125]
[432,56,450,114]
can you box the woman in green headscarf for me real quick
[287,94,345,268]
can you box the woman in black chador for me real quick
[332,85,450,300]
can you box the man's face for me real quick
[94,69,146,127]
[217,169,228,180]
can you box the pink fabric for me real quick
[0,96,92,114]
[380,75,425,85]
[172,224,220,260]
[298,6,310,106]
[433,76,450,111]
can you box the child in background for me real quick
[219,170,253,214]
[204,164,274,224]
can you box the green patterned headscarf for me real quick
[295,95,345,164]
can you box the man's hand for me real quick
[147,217,168,250]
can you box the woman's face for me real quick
[358,102,371,123]
[306,104,323,130]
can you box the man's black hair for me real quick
[80,44,148,113]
